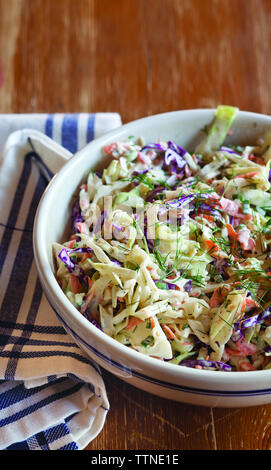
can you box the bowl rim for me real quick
[33,108,271,384]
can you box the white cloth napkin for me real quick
[0,113,122,450]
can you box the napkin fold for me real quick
[0,113,122,450]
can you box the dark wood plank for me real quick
[89,371,216,450]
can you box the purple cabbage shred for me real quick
[220,145,239,155]
[93,210,107,235]
[58,247,93,285]
[58,248,83,277]
[264,345,271,353]
[90,319,103,331]
[234,307,271,331]
[145,186,165,202]
[140,143,167,153]
[164,148,186,170]
[71,201,83,233]
[184,280,192,292]
[180,359,232,371]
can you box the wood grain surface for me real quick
[1,0,271,451]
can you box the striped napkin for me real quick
[0,113,122,450]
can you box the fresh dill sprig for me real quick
[132,218,150,254]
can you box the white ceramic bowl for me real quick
[33,109,271,407]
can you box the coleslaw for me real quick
[53,105,271,372]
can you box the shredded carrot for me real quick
[69,274,82,294]
[226,223,238,253]
[209,287,229,308]
[76,222,90,235]
[205,239,220,254]
[80,291,94,313]
[125,317,143,330]
[240,298,247,315]
[234,174,246,179]
[226,223,236,241]
[103,143,118,154]
[149,316,156,329]
[235,172,258,179]
[248,155,265,165]
[238,360,255,371]
[81,252,92,263]
[202,214,214,222]
[167,273,177,279]
[66,239,76,249]
[243,213,253,220]
[70,234,78,241]
[209,289,223,308]
[245,297,255,307]
[162,324,176,339]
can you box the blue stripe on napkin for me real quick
[45,114,54,139]
[87,114,95,142]
[61,114,79,154]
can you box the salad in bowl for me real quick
[53,106,271,373]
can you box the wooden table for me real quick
[1,0,271,451]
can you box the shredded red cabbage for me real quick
[164,281,177,290]
[112,223,123,232]
[184,280,192,292]
[234,307,271,331]
[168,140,186,156]
[133,169,149,175]
[141,140,187,157]
[141,140,189,175]
[197,202,218,214]
[220,145,240,155]
[180,359,232,371]
[141,143,167,152]
[69,247,93,254]
[58,248,83,277]
[167,194,195,208]
[144,226,154,251]
[71,201,83,233]
[164,148,186,170]
[93,210,106,235]
[230,329,243,342]
[58,247,93,285]
[90,319,104,331]
[145,186,165,202]
[111,259,122,266]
